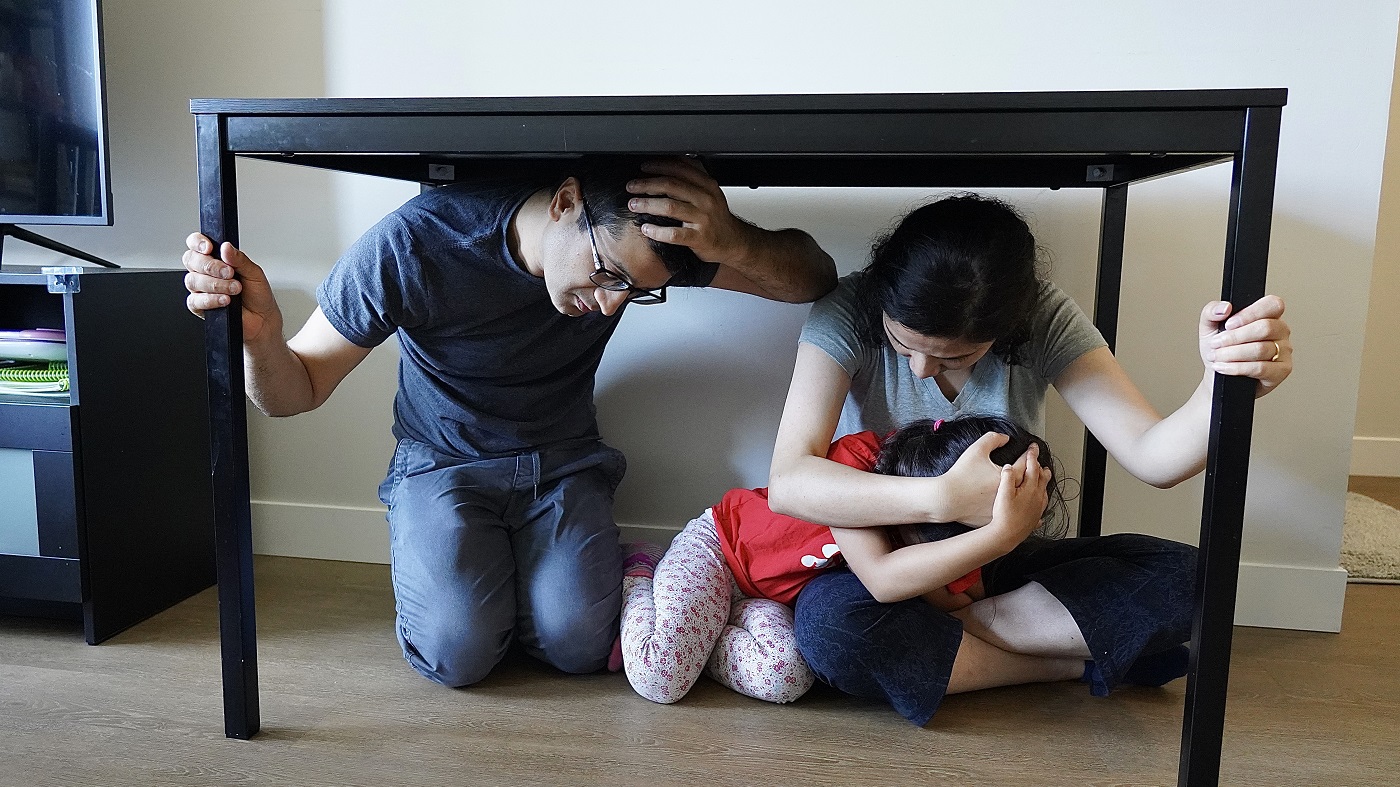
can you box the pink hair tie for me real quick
[933,419,944,431]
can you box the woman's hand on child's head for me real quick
[938,431,1011,526]
[988,454,1050,548]
[1198,295,1292,398]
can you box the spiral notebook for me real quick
[0,360,70,395]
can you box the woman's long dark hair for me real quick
[854,194,1044,366]
[873,414,1069,539]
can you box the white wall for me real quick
[11,0,1396,631]
[1354,29,1400,477]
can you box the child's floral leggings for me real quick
[620,509,814,704]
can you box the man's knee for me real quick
[530,600,617,674]
[516,477,622,675]
[536,641,610,675]
[398,617,510,688]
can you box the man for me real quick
[182,157,835,687]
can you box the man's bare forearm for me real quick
[728,224,837,303]
[242,336,317,417]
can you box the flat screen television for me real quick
[0,0,112,227]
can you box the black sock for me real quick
[1081,661,1110,697]
[1121,644,1190,687]
[1083,644,1190,697]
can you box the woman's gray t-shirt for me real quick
[799,272,1107,438]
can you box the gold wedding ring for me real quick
[1270,341,1281,362]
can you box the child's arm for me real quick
[920,586,976,612]
[922,571,985,611]
[830,524,1004,605]
[831,459,1049,605]
[769,345,1012,527]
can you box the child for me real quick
[619,414,1057,705]
[801,415,1194,725]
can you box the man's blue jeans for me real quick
[378,437,626,687]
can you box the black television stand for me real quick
[0,225,120,269]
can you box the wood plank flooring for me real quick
[1349,475,1400,509]
[3,514,1398,786]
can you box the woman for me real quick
[766,194,1292,725]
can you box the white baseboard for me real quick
[250,502,1345,632]
[251,500,390,564]
[1233,562,1346,632]
[1351,436,1400,477]
[248,502,686,565]
[618,523,683,547]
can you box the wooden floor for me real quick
[4,487,1399,787]
[1349,474,1400,509]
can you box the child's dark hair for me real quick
[853,194,1044,366]
[873,414,1069,538]
[558,155,708,284]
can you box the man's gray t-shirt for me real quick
[317,179,716,460]
[799,272,1107,438]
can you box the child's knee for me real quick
[629,677,688,704]
[743,670,815,704]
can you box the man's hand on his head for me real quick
[625,157,836,303]
[624,157,756,264]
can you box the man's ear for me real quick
[548,176,583,222]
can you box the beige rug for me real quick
[1343,492,1400,583]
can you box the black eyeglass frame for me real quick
[580,201,668,305]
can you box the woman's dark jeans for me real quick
[793,533,1198,726]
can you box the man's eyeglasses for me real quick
[581,202,667,305]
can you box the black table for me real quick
[191,89,1285,786]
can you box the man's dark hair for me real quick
[853,194,1044,365]
[557,156,707,284]
[873,414,1069,538]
